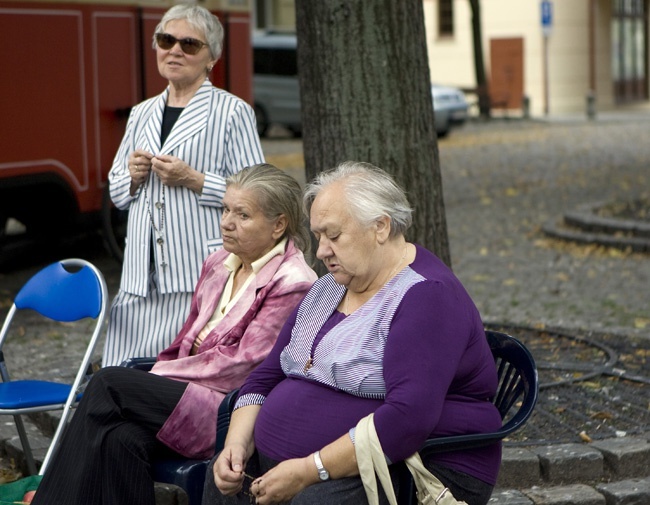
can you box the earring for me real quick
[207,65,213,72]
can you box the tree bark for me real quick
[295,0,451,269]
[469,0,491,117]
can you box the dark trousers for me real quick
[31,366,188,505]
[202,451,399,505]
[202,452,493,505]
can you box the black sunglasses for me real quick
[155,32,208,55]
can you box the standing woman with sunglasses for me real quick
[103,3,265,366]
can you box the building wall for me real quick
[258,0,647,117]
[597,0,615,109]
[544,1,591,114]
[423,0,476,88]
[424,0,647,116]
[254,0,294,33]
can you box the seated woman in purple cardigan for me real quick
[206,161,502,505]
[30,164,317,505]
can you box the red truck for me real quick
[0,0,253,261]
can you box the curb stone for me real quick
[534,444,604,484]
[491,433,650,504]
[497,447,543,488]
[489,489,535,504]
[541,200,650,253]
[541,218,650,253]
[590,437,650,479]
[596,477,650,504]
[520,484,606,505]
[491,477,650,505]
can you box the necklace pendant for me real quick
[304,357,313,372]
[161,262,168,268]
[157,237,164,245]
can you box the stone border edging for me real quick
[497,432,650,490]
[542,201,650,252]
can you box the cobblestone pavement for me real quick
[439,117,650,342]
[1,111,649,504]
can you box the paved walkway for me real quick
[1,109,649,504]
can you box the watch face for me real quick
[314,452,329,481]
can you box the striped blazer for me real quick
[108,79,265,296]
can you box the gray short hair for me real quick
[153,3,224,61]
[303,161,413,238]
[227,164,310,252]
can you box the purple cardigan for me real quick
[149,240,317,459]
[238,245,502,485]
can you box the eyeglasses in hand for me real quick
[240,472,257,504]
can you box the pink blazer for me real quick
[150,240,317,458]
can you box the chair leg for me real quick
[13,414,38,475]
[40,404,77,475]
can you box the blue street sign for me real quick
[541,0,552,27]
[541,0,553,36]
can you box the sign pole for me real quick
[543,33,549,116]
[541,0,552,116]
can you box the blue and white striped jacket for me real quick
[108,79,265,296]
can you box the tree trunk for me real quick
[469,0,491,117]
[295,0,451,270]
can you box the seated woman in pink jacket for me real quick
[31,164,318,505]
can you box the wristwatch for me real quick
[313,451,330,481]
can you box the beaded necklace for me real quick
[143,181,167,269]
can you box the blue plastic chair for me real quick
[397,330,539,503]
[120,358,239,505]
[0,258,108,475]
[213,331,538,504]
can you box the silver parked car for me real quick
[430,84,469,137]
[252,34,302,137]
[252,33,468,138]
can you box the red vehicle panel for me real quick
[0,0,252,254]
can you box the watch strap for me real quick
[313,450,330,481]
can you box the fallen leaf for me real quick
[590,411,614,420]
[634,318,649,329]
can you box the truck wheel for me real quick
[0,212,6,246]
[101,186,127,264]
[255,103,269,137]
